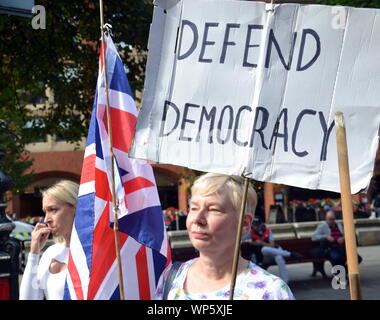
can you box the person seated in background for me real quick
[244,217,303,284]
[371,194,380,218]
[311,210,362,273]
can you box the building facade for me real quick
[7,133,191,219]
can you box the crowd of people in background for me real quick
[8,192,380,229]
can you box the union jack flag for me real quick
[64,34,171,300]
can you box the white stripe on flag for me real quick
[78,181,95,197]
[94,196,107,228]
[69,225,90,299]
[125,186,161,215]
[84,143,96,158]
[96,89,138,117]
[95,104,126,213]
[159,233,169,259]
[145,248,157,298]
[95,154,107,172]
[113,148,155,184]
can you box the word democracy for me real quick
[177,19,321,71]
[159,100,335,161]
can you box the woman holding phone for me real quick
[19,180,79,300]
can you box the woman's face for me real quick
[43,195,75,239]
[187,186,251,255]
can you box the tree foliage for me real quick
[316,0,380,7]
[0,0,153,191]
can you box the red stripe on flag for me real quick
[135,246,151,300]
[95,168,110,201]
[102,107,137,153]
[80,154,96,184]
[67,252,84,300]
[87,202,128,300]
[124,177,155,195]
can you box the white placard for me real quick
[130,0,380,193]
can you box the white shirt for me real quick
[20,243,69,300]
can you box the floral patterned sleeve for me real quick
[262,279,295,300]
[154,264,172,300]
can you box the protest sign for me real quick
[130,0,380,193]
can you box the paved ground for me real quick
[266,245,380,300]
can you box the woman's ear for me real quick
[242,212,253,234]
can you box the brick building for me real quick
[7,134,191,219]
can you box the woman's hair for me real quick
[42,180,79,208]
[42,180,79,243]
[191,173,257,214]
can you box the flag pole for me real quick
[99,0,125,300]
[229,176,250,300]
[335,112,362,300]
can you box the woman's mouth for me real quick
[191,231,209,239]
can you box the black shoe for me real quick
[290,252,303,261]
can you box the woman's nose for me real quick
[192,208,207,226]
[44,213,52,224]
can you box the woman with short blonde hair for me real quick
[155,172,294,300]
[191,173,258,215]
[41,180,78,209]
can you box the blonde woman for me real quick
[155,173,294,300]
[20,180,79,300]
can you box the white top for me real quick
[19,243,69,300]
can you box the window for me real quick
[23,118,47,143]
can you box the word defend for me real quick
[178,20,320,72]
[131,0,380,194]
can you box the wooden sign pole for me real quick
[99,0,125,300]
[229,177,250,300]
[335,112,362,300]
